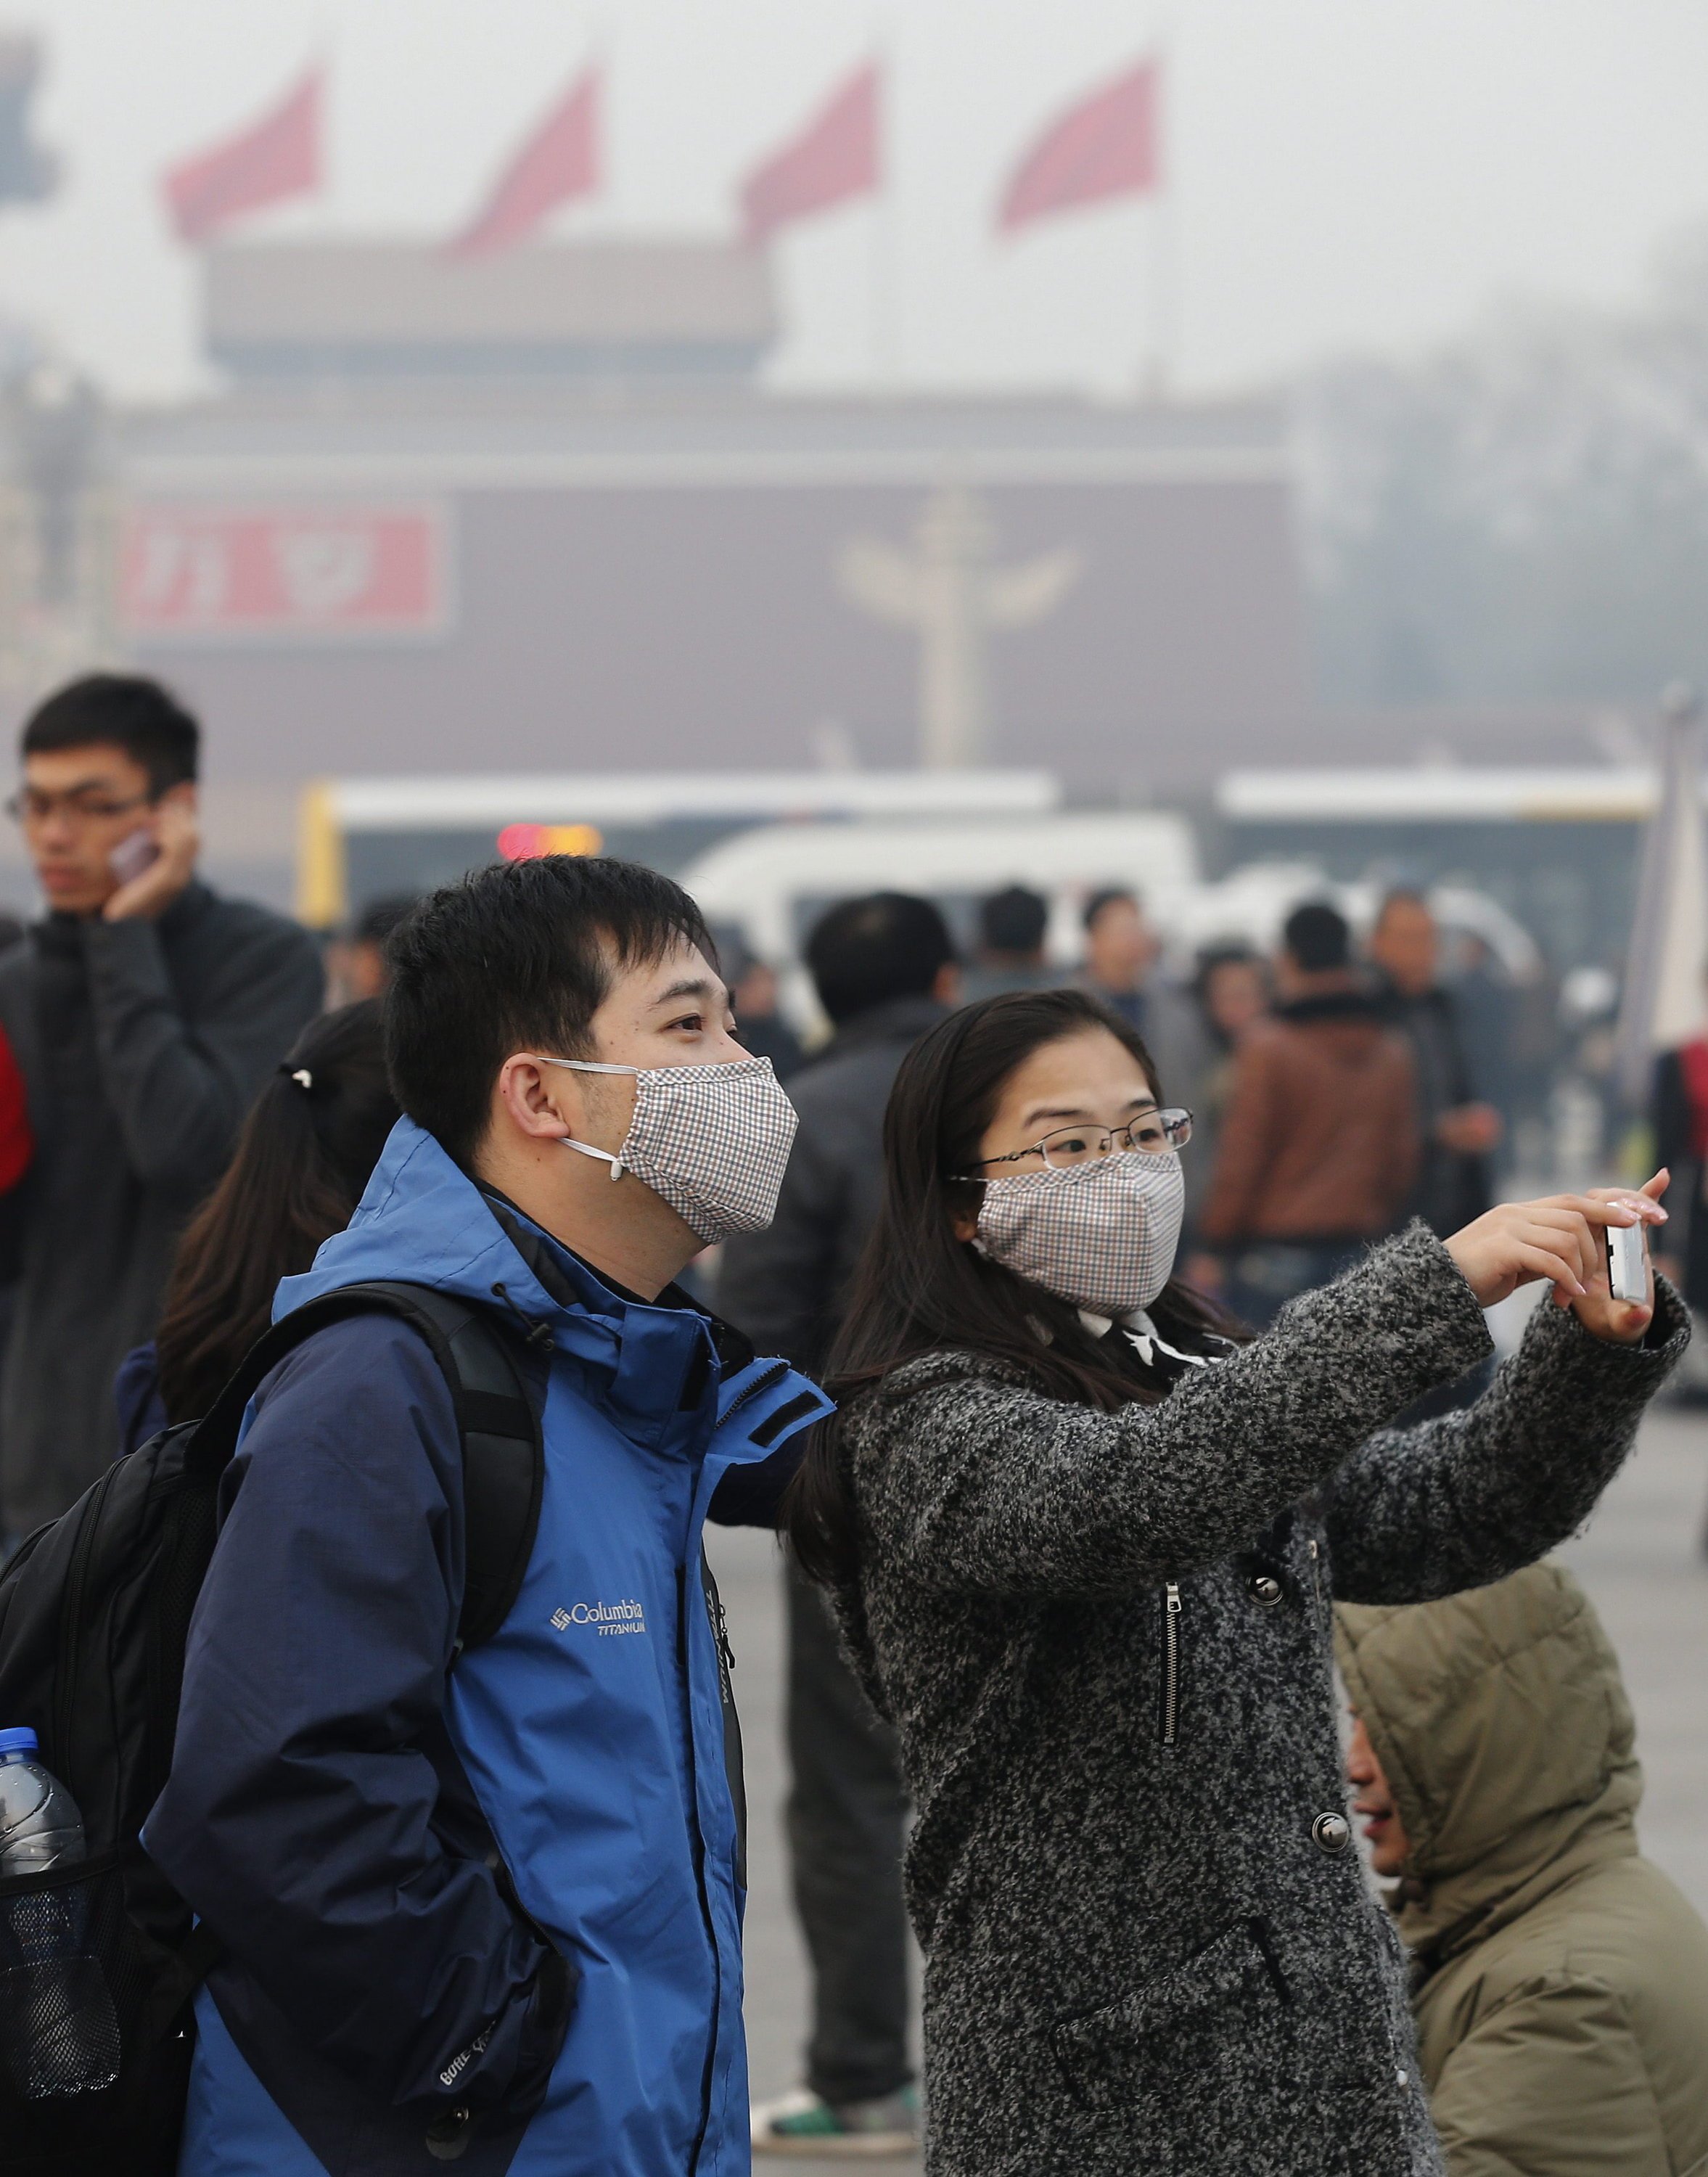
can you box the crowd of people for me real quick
[0,670,1704,2177]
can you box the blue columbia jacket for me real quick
[143,1120,831,2177]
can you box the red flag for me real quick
[741,62,879,247]
[449,67,600,257]
[998,60,1161,233]
[163,67,321,245]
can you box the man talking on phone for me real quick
[0,673,322,1542]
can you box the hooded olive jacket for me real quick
[834,1229,1687,2177]
[1337,1562,1708,2177]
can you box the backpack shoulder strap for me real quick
[185,1281,544,1653]
[357,1282,545,1653]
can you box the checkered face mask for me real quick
[973,1149,1186,1316]
[535,1054,798,1245]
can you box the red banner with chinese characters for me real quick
[120,502,448,639]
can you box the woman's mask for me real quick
[972,1149,1186,1316]
[532,1054,797,1245]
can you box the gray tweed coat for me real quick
[832,1224,1686,2177]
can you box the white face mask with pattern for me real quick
[972,1149,1186,1316]
[530,1053,798,1246]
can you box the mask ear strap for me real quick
[521,1055,633,1178]
[561,1136,626,1180]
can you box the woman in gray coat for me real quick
[784,988,1683,2177]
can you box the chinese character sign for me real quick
[121,504,448,638]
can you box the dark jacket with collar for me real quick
[0,880,323,1533]
[1376,980,1492,1237]
[717,992,946,1372]
[832,1229,1687,2176]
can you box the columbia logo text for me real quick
[551,1599,647,1637]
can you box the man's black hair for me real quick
[385,855,713,1170]
[353,893,419,947]
[1083,885,1138,933]
[805,890,955,1027]
[979,884,1048,958]
[1282,900,1351,974]
[20,673,200,794]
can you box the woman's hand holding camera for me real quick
[1445,1171,1669,1344]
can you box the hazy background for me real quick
[0,0,1702,995]
[7,0,1708,403]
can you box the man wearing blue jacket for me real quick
[145,854,829,2177]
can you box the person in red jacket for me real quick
[0,1019,32,1195]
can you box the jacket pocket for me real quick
[1052,1918,1292,2117]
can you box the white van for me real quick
[681,811,1202,1029]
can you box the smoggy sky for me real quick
[5,0,1708,403]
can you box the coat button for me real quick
[1311,1811,1352,1854]
[1249,1571,1284,1607]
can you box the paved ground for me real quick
[1558,1403,1708,1911]
[705,1399,1708,2173]
[704,1523,924,2177]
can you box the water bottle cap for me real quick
[0,1726,38,1758]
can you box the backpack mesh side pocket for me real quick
[0,1847,182,2171]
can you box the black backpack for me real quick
[0,1282,543,2177]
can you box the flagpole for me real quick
[1143,17,1175,401]
[871,17,900,387]
[593,15,610,234]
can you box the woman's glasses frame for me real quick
[964,1108,1194,1177]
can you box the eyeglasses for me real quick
[965,1107,1194,1175]
[6,789,151,829]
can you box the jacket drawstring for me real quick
[490,1282,557,1352]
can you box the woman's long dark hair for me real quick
[154,1000,401,1422]
[784,986,1236,1586]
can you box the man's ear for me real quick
[494,1055,578,1145]
[159,780,197,815]
[932,961,962,1006]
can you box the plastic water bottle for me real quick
[0,1725,120,2098]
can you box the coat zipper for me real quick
[702,1559,747,1889]
[720,1358,789,1423]
[708,1584,736,1700]
[678,1362,791,2165]
[1159,1582,1182,1747]
[677,1566,721,2176]
[673,1361,787,2165]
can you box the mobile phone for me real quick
[108,827,158,885]
[1606,1221,1647,1305]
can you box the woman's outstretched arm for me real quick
[851,1223,1494,1599]
[1323,1274,1687,1605]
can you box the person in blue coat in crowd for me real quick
[144,854,829,2177]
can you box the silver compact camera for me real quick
[1605,1220,1647,1305]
